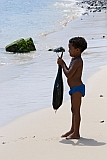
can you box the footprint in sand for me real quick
[19,136,36,141]
[44,137,60,141]
[19,137,27,140]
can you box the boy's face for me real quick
[68,43,81,58]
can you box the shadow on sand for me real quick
[59,137,106,146]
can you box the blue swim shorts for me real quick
[69,84,85,97]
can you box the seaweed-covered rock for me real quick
[25,38,36,51]
[5,37,36,53]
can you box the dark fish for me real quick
[52,47,65,111]
[52,64,63,111]
[48,46,65,53]
[53,47,65,53]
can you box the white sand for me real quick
[0,10,107,160]
[0,65,107,160]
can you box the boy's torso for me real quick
[67,57,83,88]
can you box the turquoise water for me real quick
[0,0,84,47]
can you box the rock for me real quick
[100,95,103,97]
[79,0,107,13]
[48,48,53,51]
[102,6,107,9]
[100,120,104,123]
[82,12,89,15]
[25,38,36,51]
[5,37,36,53]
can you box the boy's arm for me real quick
[57,58,80,78]
[57,57,68,70]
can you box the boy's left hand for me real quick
[57,57,64,66]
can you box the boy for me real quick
[57,37,87,139]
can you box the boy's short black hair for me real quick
[69,37,87,52]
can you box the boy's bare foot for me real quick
[66,133,80,140]
[61,130,74,138]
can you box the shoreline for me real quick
[0,5,107,159]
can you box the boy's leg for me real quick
[61,113,74,137]
[61,96,74,138]
[66,92,82,139]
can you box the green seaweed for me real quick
[5,37,36,53]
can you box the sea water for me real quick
[0,0,106,126]
[0,0,84,47]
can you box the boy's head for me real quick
[69,37,87,53]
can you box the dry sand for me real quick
[0,10,107,160]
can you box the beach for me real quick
[0,2,107,160]
[0,65,107,160]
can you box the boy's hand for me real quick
[57,57,64,66]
